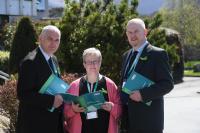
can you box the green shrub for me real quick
[1,24,16,51]
[58,0,178,83]
[0,51,9,72]
[184,60,200,70]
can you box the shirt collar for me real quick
[39,46,51,61]
[132,40,148,53]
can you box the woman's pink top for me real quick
[64,77,122,133]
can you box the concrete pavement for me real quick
[164,77,200,133]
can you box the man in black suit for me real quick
[16,25,64,133]
[120,18,174,133]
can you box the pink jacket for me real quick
[64,77,122,133]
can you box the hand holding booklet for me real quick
[61,91,105,113]
[39,74,70,112]
[122,71,154,106]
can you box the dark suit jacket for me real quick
[121,44,174,131]
[16,48,64,133]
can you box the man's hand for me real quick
[129,90,142,102]
[53,95,63,108]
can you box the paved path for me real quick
[164,77,200,133]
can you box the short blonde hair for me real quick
[126,18,146,30]
[82,47,102,62]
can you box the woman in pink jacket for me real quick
[64,47,122,133]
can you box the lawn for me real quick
[184,70,200,77]
[184,60,200,77]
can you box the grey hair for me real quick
[82,47,102,62]
[126,18,146,30]
[40,25,61,37]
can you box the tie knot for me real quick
[48,57,53,64]
[133,51,138,55]
[131,51,138,60]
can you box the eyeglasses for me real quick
[84,60,100,65]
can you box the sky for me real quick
[137,0,164,15]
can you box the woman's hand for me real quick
[71,102,85,113]
[101,101,114,112]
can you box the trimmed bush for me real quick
[9,17,37,74]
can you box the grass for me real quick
[184,70,200,77]
[184,60,200,77]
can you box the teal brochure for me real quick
[78,91,105,112]
[60,93,78,103]
[61,92,105,113]
[39,74,69,95]
[38,74,69,112]
[122,71,154,94]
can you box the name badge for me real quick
[122,81,126,88]
[87,111,98,119]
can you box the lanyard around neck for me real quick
[86,75,99,93]
[127,51,142,76]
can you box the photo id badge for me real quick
[122,81,126,88]
[87,111,98,119]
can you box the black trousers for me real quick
[129,130,163,133]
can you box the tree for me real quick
[160,0,200,46]
[58,0,178,83]
[9,17,37,74]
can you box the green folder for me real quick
[60,93,78,103]
[122,71,154,94]
[39,74,70,112]
[122,71,154,106]
[39,74,69,95]
[61,91,105,113]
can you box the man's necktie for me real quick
[125,51,138,79]
[121,51,138,105]
[48,57,56,74]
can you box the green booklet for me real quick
[38,74,70,112]
[61,91,105,113]
[39,74,69,95]
[122,71,154,106]
[122,71,154,94]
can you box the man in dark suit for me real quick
[120,18,174,133]
[16,25,65,133]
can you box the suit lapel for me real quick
[122,49,132,79]
[37,48,52,78]
[135,43,152,72]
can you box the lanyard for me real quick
[127,50,142,76]
[126,41,148,77]
[86,75,99,93]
